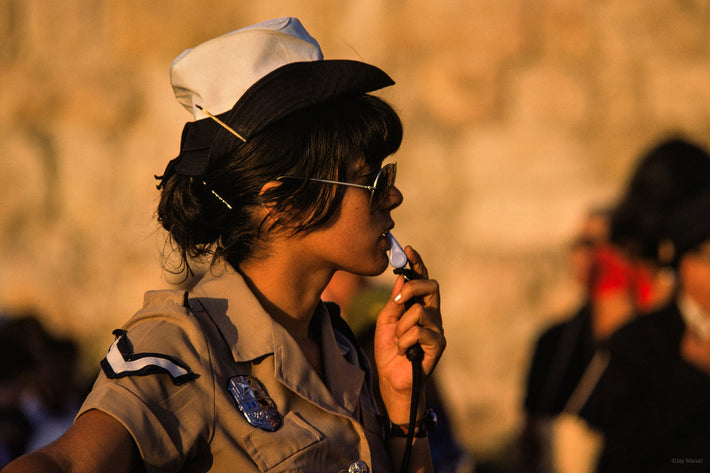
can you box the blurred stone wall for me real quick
[2,0,710,464]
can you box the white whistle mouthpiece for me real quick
[386,232,409,269]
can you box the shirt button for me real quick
[348,460,369,473]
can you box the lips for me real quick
[381,223,394,248]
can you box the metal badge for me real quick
[348,460,369,473]
[227,376,282,432]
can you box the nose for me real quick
[383,185,403,210]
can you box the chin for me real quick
[369,258,391,276]
[350,257,390,277]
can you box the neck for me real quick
[237,247,335,341]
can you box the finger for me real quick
[395,304,443,340]
[393,279,440,308]
[404,246,429,280]
[377,276,408,325]
[396,325,446,358]
[390,274,407,299]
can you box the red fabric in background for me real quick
[590,245,654,311]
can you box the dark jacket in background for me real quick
[581,302,710,473]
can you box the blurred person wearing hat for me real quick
[2,17,445,473]
[587,138,710,343]
[580,192,710,472]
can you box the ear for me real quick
[253,181,285,226]
[258,181,282,208]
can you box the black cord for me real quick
[399,344,424,473]
[393,267,425,473]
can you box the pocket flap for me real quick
[243,411,323,471]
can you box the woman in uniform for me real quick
[2,17,446,473]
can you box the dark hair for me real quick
[610,137,710,263]
[157,94,402,274]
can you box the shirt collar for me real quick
[189,261,275,362]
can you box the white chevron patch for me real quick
[100,330,197,385]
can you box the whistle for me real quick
[386,232,417,282]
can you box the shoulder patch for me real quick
[100,329,198,385]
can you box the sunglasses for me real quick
[276,162,397,209]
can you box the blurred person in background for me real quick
[0,317,36,468]
[514,208,609,473]
[2,17,446,473]
[588,138,710,341]
[580,192,710,472]
[0,313,88,468]
[513,136,710,473]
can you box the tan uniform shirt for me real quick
[79,263,393,472]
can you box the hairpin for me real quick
[195,104,247,143]
[202,180,233,210]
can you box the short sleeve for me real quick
[77,291,216,472]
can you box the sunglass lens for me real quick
[372,163,397,208]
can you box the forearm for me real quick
[1,410,138,473]
[1,450,67,473]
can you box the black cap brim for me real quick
[167,59,394,178]
[227,59,395,139]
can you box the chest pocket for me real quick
[243,411,324,472]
